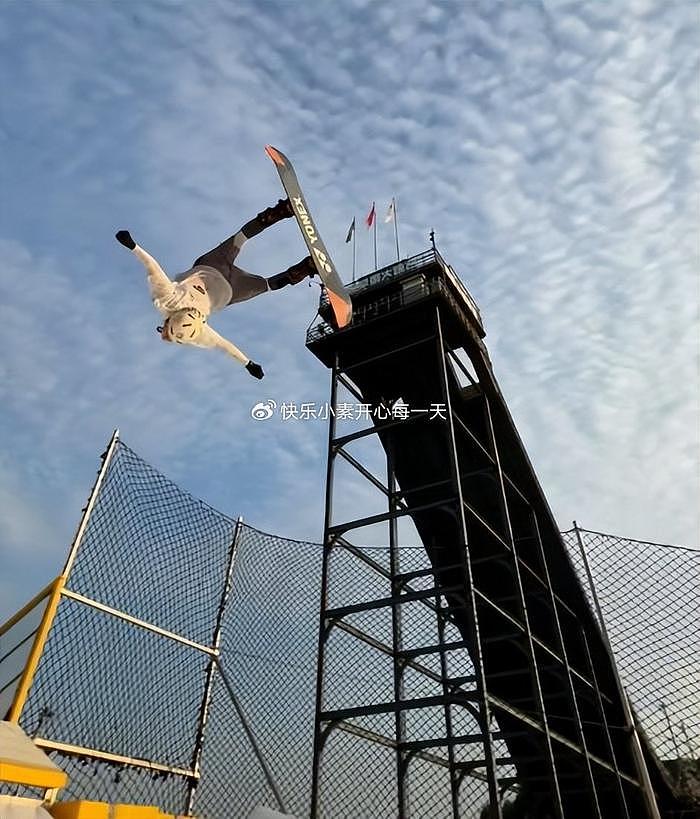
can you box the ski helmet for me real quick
[163,308,205,343]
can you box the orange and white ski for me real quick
[265,145,352,329]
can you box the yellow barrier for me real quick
[0,720,68,793]
[50,802,189,819]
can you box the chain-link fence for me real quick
[1,436,697,817]
[561,528,699,783]
[197,524,322,818]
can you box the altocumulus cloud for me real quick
[0,0,697,620]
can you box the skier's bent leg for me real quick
[267,256,315,291]
[193,200,294,270]
[239,198,294,240]
[226,266,270,304]
[193,231,246,270]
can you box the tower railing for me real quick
[307,247,484,345]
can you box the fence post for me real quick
[8,430,120,725]
[7,575,65,723]
[214,658,288,814]
[573,521,662,819]
[63,429,120,580]
[185,516,244,816]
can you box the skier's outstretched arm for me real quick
[198,325,265,379]
[115,230,174,302]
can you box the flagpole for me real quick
[373,202,378,270]
[393,197,400,261]
[345,217,356,282]
[352,221,356,282]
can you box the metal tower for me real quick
[306,249,677,818]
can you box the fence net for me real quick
[560,528,700,784]
[1,439,696,817]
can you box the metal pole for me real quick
[373,204,378,270]
[34,736,197,779]
[573,522,662,819]
[529,513,602,818]
[387,437,408,819]
[311,355,340,818]
[659,702,682,762]
[186,516,244,816]
[482,396,564,818]
[0,580,58,638]
[434,304,502,818]
[8,575,65,723]
[215,658,288,814]
[393,197,401,262]
[436,594,461,817]
[59,590,216,655]
[579,628,632,818]
[63,428,120,580]
[352,221,357,282]
[680,721,697,759]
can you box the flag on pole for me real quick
[387,197,400,261]
[384,199,395,223]
[365,202,376,228]
[345,217,355,243]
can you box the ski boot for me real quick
[241,199,294,239]
[258,197,294,225]
[268,256,316,290]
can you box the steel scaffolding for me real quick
[306,249,673,818]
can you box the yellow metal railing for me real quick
[1,575,66,723]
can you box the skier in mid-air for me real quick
[115,198,315,379]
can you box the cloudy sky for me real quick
[0,0,698,620]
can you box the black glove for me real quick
[246,361,264,380]
[115,230,136,250]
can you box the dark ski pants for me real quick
[183,230,269,305]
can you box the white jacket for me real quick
[132,244,250,365]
